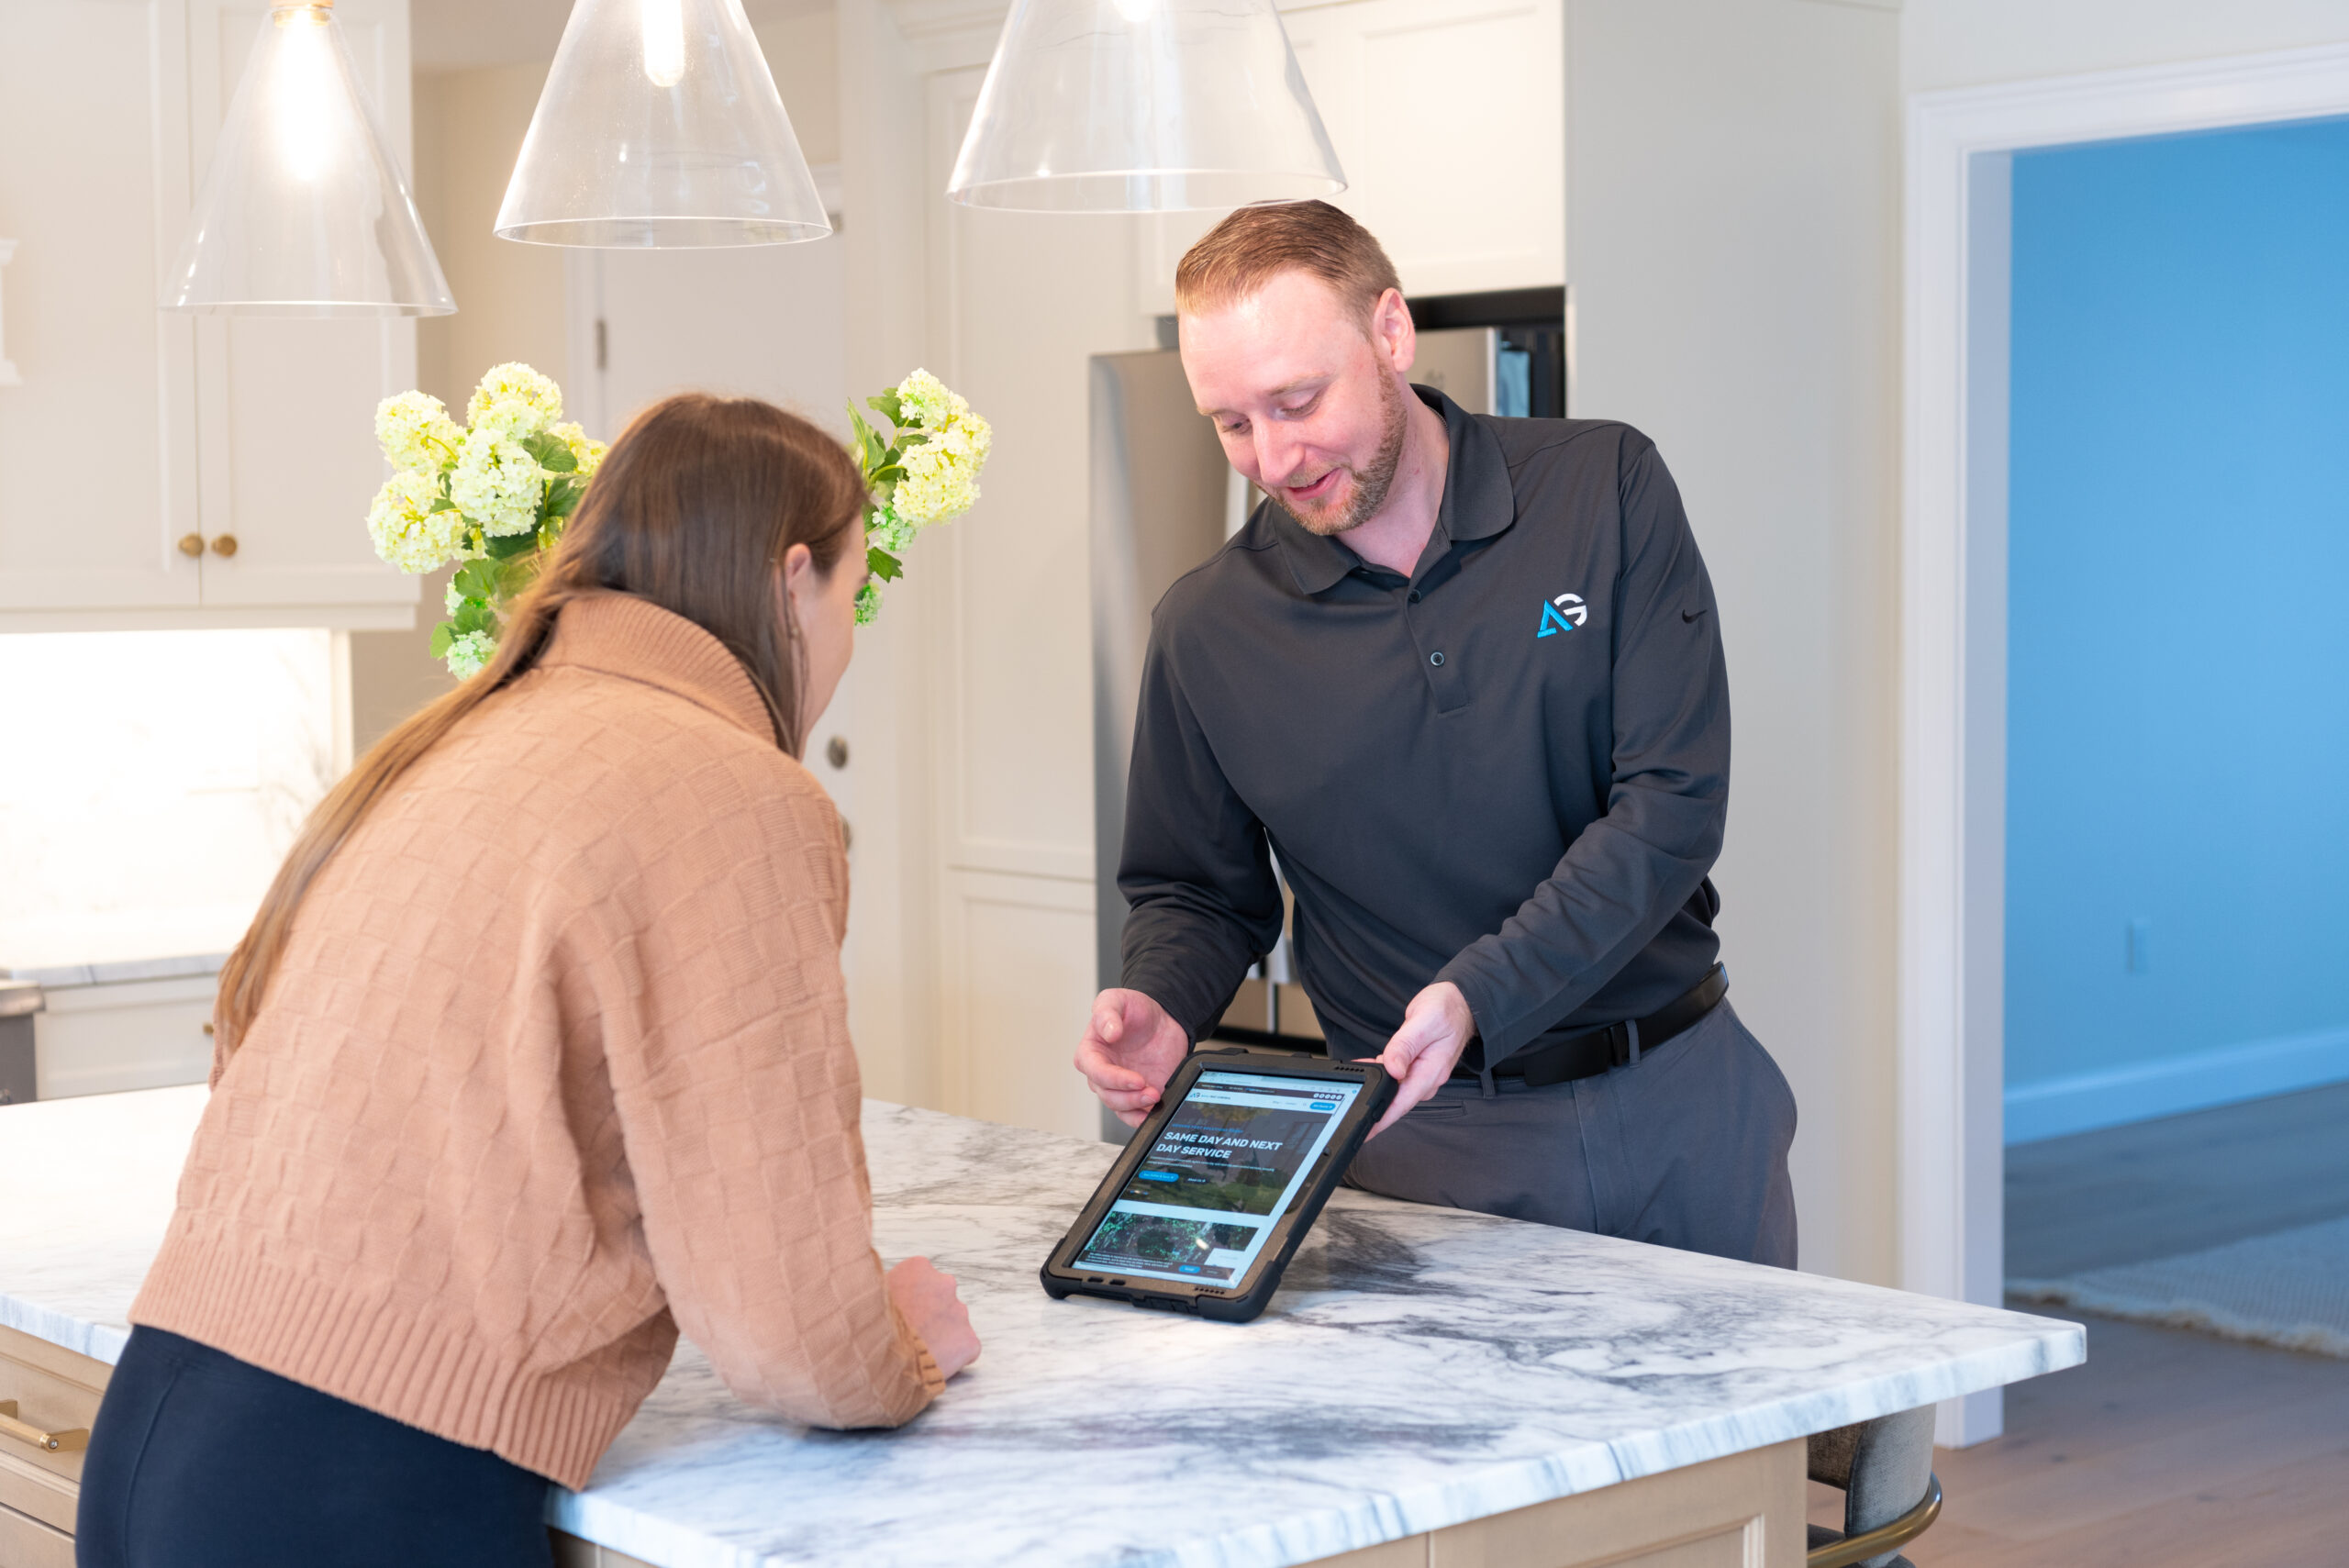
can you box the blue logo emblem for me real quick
[1538,593,1588,639]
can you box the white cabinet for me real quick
[0,0,420,630]
[1136,0,1566,313]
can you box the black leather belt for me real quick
[1467,965,1728,1088]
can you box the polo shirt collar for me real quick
[1272,386,1514,595]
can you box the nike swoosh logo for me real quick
[1683,607,1709,623]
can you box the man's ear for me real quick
[1370,286,1415,374]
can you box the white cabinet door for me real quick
[0,0,201,613]
[186,0,420,615]
[1137,0,1565,313]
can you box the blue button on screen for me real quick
[1137,1170,1178,1182]
[1309,1101,1338,1111]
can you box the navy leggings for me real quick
[76,1327,554,1568]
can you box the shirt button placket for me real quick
[1408,584,1469,713]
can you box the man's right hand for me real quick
[1074,988,1190,1126]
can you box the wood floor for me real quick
[2004,1079,2349,1276]
[1809,1085,2349,1567]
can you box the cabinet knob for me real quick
[825,736,850,769]
[210,534,239,558]
[177,533,204,558]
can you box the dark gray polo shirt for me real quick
[1118,387,1729,1067]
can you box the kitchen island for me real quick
[1,1085,2080,1568]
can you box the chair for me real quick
[1806,1407,1942,1568]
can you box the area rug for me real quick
[2009,1214,2349,1358]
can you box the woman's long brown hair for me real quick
[213,393,865,1058]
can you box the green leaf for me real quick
[429,621,455,658]
[867,546,904,583]
[540,475,583,521]
[518,431,576,472]
[497,552,540,597]
[429,496,458,513]
[454,560,501,599]
[871,464,906,485]
[483,530,537,560]
[451,598,495,636]
[869,391,905,426]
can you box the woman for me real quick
[76,395,981,1567]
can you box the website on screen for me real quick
[1073,1071,1361,1286]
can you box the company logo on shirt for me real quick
[1537,594,1588,639]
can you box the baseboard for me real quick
[2005,1024,2349,1144]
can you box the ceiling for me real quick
[413,0,837,72]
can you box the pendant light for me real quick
[163,2,454,316]
[495,0,829,247]
[947,0,1346,213]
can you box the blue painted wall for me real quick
[2006,117,2349,1111]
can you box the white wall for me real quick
[1565,0,1902,1286]
[1903,0,2349,92]
[0,628,337,969]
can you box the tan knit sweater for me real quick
[132,593,942,1488]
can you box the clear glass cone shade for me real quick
[496,0,829,247]
[163,5,454,317]
[948,0,1346,213]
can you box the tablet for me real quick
[1040,1049,1395,1322]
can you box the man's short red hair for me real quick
[1174,200,1403,324]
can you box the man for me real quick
[1073,202,1797,1267]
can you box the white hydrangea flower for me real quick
[895,368,955,428]
[470,396,552,442]
[444,578,468,615]
[466,362,562,430]
[375,391,461,472]
[451,426,546,538]
[867,506,918,555]
[366,469,468,574]
[444,630,496,680]
[551,420,607,479]
[893,433,987,525]
[886,375,990,527]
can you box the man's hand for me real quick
[1366,982,1475,1137]
[1074,988,1191,1127]
[886,1256,980,1378]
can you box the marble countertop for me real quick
[0,952,227,991]
[1,1086,2083,1568]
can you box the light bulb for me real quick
[641,0,685,87]
[272,5,336,183]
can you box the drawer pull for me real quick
[0,1400,87,1453]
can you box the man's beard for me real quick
[1285,373,1408,538]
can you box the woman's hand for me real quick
[1074,988,1191,1126]
[887,1257,980,1378]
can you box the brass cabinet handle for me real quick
[210,533,239,558]
[0,1399,88,1454]
[177,533,205,557]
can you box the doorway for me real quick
[1899,41,2349,1447]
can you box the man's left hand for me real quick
[1366,982,1475,1138]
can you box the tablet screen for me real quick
[1072,1068,1364,1287]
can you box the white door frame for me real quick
[1900,40,2349,1447]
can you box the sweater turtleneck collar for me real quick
[539,592,780,745]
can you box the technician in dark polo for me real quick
[1073,201,1798,1268]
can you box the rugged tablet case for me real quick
[1040,1049,1395,1323]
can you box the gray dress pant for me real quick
[1343,998,1799,1268]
